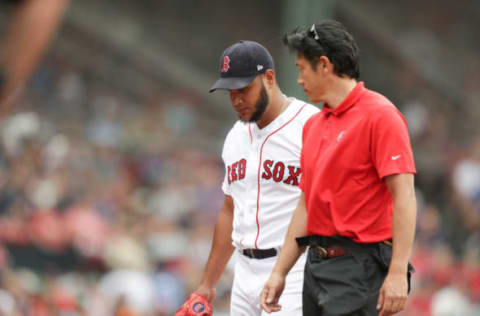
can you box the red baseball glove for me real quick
[174,293,213,316]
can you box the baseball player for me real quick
[175,41,319,316]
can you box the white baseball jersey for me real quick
[222,99,320,250]
[222,98,319,316]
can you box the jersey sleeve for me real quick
[221,146,231,195]
[221,129,232,195]
[221,162,230,195]
[371,106,416,179]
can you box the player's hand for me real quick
[194,284,216,303]
[260,272,285,313]
[377,271,408,316]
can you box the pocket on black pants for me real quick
[304,249,371,315]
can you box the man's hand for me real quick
[260,272,286,313]
[377,271,408,316]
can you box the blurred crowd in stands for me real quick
[0,1,479,315]
[0,57,232,315]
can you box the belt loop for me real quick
[249,249,254,258]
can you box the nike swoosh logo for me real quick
[392,155,401,160]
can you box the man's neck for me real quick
[324,78,357,109]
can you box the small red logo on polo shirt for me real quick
[221,56,230,73]
[336,131,345,142]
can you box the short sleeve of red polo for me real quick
[299,118,312,192]
[371,105,416,178]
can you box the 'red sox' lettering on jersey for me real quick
[230,159,301,186]
[228,158,247,184]
[261,160,301,186]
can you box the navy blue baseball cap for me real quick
[209,40,275,92]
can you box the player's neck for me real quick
[256,90,290,129]
[323,78,357,109]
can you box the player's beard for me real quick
[241,81,269,123]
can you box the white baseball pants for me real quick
[230,250,306,316]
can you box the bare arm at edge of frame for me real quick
[0,0,70,116]
[261,192,308,313]
[194,194,235,303]
[378,173,417,316]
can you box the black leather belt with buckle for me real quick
[242,248,277,259]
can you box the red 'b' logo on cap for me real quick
[221,56,230,73]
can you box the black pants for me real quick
[300,236,413,316]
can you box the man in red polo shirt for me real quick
[261,20,417,316]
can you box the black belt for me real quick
[296,235,391,249]
[242,248,277,259]
[296,235,387,259]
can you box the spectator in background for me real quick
[452,137,480,234]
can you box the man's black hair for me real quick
[283,20,360,79]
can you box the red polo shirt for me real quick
[299,82,416,243]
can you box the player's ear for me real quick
[263,69,276,89]
[317,56,332,74]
